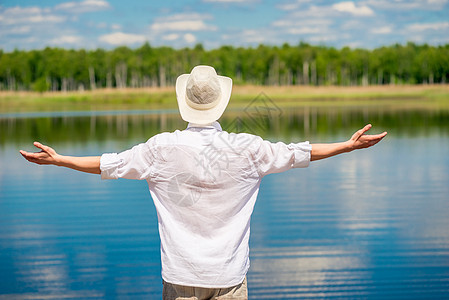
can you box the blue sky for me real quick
[1,0,448,51]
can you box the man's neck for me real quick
[187,121,222,131]
[189,122,214,127]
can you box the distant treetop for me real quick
[0,42,448,92]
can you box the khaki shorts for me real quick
[162,277,248,300]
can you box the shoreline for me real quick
[1,84,449,113]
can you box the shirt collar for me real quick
[186,121,222,131]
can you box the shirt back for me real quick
[100,122,311,288]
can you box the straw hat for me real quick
[176,65,232,124]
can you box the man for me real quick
[20,65,387,300]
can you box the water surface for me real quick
[1,105,448,299]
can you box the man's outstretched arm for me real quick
[311,124,387,161]
[20,142,101,174]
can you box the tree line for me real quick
[1,42,448,92]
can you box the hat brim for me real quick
[176,73,232,124]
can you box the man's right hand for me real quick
[20,142,61,166]
[20,142,101,174]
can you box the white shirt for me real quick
[100,121,311,288]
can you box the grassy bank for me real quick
[1,84,449,113]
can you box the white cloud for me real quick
[111,24,122,30]
[1,0,449,51]
[277,0,312,11]
[162,33,179,41]
[277,3,300,10]
[341,20,365,30]
[333,1,374,16]
[269,2,393,48]
[271,7,334,39]
[50,35,82,44]
[183,33,196,43]
[97,22,107,28]
[55,0,110,13]
[285,27,322,35]
[273,18,332,28]
[365,0,448,10]
[152,20,210,31]
[0,4,90,50]
[2,6,42,15]
[0,6,65,25]
[291,4,338,18]
[406,22,449,32]
[99,32,146,45]
[5,36,38,45]
[308,34,338,43]
[150,13,217,32]
[9,25,31,34]
[371,26,392,34]
[228,29,271,44]
[203,0,250,2]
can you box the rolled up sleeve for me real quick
[254,138,312,176]
[100,153,121,180]
[100,141,155,180]
[290,141,312,168]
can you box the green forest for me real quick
[1,42,448,92]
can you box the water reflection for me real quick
[1,106,449,148]
[248,128,449,298]
[1,105,449,299]
[250,247,368,299]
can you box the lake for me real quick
[1,101,449,299]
